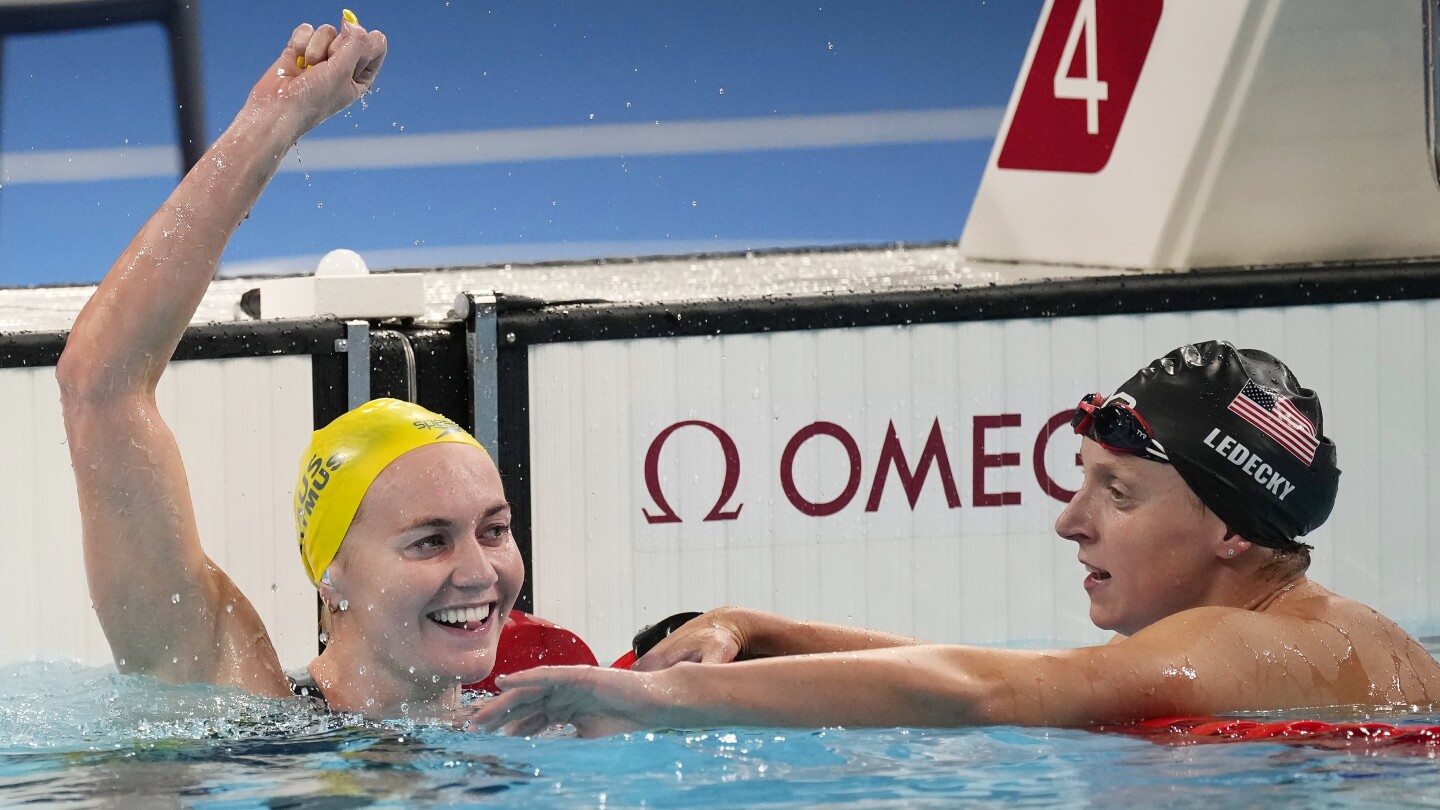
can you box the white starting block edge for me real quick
[961,0,1440,272]
[256,249,427,320]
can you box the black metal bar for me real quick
[0,317,346,368]
[0,1,206,174]
[309,336,349,657]
[368,329,409,402]
[0,0,175,32]
[498,261,1440,347]
[165,0,206,173]
[496,344,533,614]
[405,325,471,427]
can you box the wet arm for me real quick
[641,643,1186,729]
[738,612,925,656]
[483,646,1080,735]
[56,21,386,689]
[483,609,1315,735]
[633,607,924,671]
[645,609,1339,728]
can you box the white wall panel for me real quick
[530,300,1440,659]
[0,356,316,670]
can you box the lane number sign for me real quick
[998,0,1163,173]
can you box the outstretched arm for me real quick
[474,608,1361,736]
[632,607,924,671]
[56,19,386,691]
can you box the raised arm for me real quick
[56,19,386,691]
[632,607,925,671]
[475,607,1379,737]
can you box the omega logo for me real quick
[642,421,744,524]
[642,411,1081,524]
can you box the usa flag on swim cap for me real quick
[1227,380,1318,464]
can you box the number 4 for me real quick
[1054,0,1109,135]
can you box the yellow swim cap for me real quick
[293,398,488,586]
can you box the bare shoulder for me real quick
[1283,582,1440,702]
[1119,583,1440,709]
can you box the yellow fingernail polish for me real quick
[342,8,359,25]
[296,55,306,69]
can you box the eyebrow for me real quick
[398,503,511,533]
[1082,457,1132,485]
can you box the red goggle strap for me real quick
[1072,392,1106,435]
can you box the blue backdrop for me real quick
[0,1,1042,286]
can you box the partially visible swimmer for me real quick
[58,17,523,715]
[474,341,1440,737]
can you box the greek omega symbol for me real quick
[642,420,743,524]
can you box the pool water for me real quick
[2,659,1438,808]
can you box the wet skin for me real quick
[311,443,523,710]
[50,18,527,716]
[470,439,1440,736]
[1056,439,1241,636]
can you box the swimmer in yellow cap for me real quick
[57,15,521,714]
[294,398,521,709]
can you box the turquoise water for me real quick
[2,660,1438,808]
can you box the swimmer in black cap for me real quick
[474,341,1440,737]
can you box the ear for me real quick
[317,568,343,608]
[1217,528,1253,559]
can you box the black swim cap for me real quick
[1097,340,1340,549]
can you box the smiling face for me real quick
[1053,438,1231,636]
[321,442,522,689]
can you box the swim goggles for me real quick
[1070,393,1169,462]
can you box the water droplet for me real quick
[432,675,440,683]
[408,666,415,674]
[367,603,374,611]
[225,604,234,613]
[359,666,366,675]
[339,600,349,611]
[316,202,324,209]
[718,87,725,95]
[170,593,180,604]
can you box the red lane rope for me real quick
[1105,716,1440,751]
